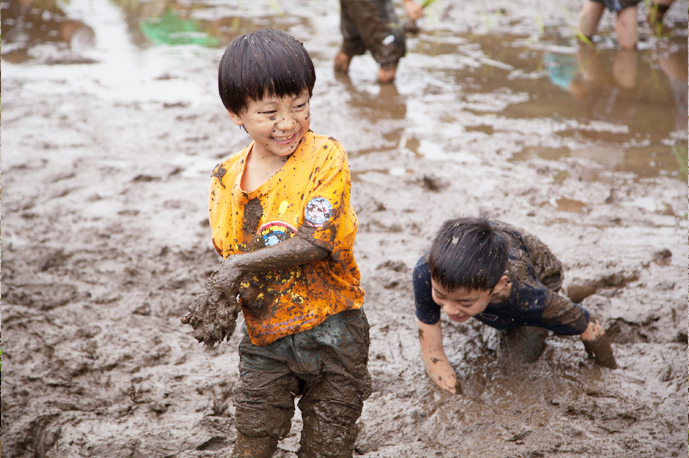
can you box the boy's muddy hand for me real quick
[583,333,617,368]
[180,270,242,348]
[581,318,617,369]
[426,359,460,394]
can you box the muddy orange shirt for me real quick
[209,131,364,346]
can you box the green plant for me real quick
[672,143,687,182]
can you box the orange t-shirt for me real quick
[209,131,364,346]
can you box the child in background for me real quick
[413,217,616,394]
[577,0,639,49]
[186,29,370,457]
[335,0,424,83]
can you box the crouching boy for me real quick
[206,29,370,457]
[413,217,616,394]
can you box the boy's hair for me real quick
[428,217,509,292]
[218,29,316,115]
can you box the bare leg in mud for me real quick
[614,6,638,50]
[335,53,397,84]
[577,1,605,43]
[334,51,352,74]
[577,1,637,49]
[377,63,397,84]
[580,318,617,368]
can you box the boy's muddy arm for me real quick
[215,235,328,300]
[581,318,617,369]
[417,319,461,394]
[180,236,327,348]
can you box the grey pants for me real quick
[234,308,371,457]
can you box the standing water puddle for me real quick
[3,0,686,182]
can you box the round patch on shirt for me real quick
[304,197,333,228]
[256,221,297,248]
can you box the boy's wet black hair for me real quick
[218,29,316,115]
[428,217,509,292]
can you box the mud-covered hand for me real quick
[581,318,617,369]
[425,357,462,394]
[417,319,462,394]
[180,269,242,349]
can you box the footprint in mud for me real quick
[651,248,672,265]
[605,318,651,344]
[2,283,80,310]
[420,174,449,192]
[458,372,487,399]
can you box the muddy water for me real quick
[2,0,687,457]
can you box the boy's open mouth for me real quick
[447,313,470,322]
[272,131,299,145]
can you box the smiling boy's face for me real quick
[228,89,311,160]
[430,275,508,323]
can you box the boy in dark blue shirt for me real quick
[413,217,616,394]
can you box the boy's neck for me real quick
[489,280,512,303]
[240,143,293,193]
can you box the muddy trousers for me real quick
[500,326,550,363]
[339,0,405,67]
[233,309,372,458]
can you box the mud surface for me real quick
[2,0,687,457]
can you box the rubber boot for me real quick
[232,432,278,458]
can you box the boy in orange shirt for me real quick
[186,29,370,457]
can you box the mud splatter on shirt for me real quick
[209,131,364,346]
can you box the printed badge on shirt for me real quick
[304,197,333,228]
[256,221,297,248]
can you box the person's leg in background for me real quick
[578,0,606,42]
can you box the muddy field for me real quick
[2,0,688,457]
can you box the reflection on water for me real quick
[138,6,219,47]
[1,0,686,181]
[1,0,96,64]
[411,31,687,180]
[110,0,311,50]
[509,36,688,180]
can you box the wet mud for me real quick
[2,0,687,457]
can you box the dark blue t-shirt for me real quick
[413,225,590,335]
